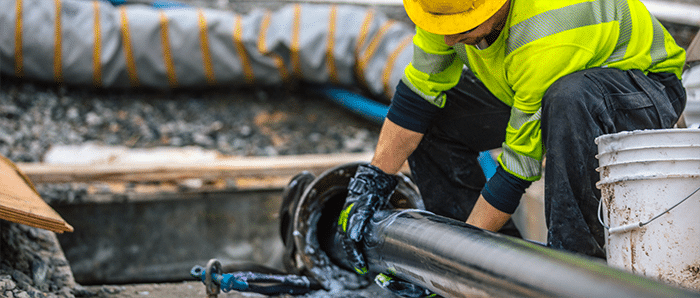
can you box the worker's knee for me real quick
[546,69,603,105]
[542,69,604,127]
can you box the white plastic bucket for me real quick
[595,129,700,290]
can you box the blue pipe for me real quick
[314,84,498,179]
[315,85,389,125]
[104,0,189,9]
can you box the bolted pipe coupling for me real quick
[277,162,423,290]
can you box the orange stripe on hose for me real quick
[159,11,177,87]
[198,9,215,85]
[93,1,102,87]
[54,0,63,83]
[233,14,254,84]
[326,5,338,84]
[354,9,374,85]
[291,4,302,78]
[258,11,288,82]
[15,0,23,77]
[119,6,139,87]
[382,35,411,101]
[358,19,395,82]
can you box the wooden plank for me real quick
[0,155,74,233]
[18,152,410,184]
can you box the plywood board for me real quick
[0,155,73,233]
[17,152,409,184]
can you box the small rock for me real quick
[308,132,321,142]
[70,285,95,297]
[0,278,17,292]
[25,286,45,298]
[0,104,21,118]
[209,121,223,131]
[12,270,33,288]
[101,286,121,294]
[57,287,75,298]
[193,132,214,147]
[264,146,278,156]
[239,125,252,137]
[84,112,102,126]
[65,107,79,120]
[169,136,183,146]
[32,259,48,289]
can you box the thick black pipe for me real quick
[325,209,700,298]
[287,163,700,297]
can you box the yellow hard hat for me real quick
[403,0,507,35]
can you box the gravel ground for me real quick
[0,77,380,163]
[1,1,699,298]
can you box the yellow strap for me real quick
[258,10,289,82]
[159,11,177,87]
[119,6,139,87]
[354,9,374,84]
[198,9,215,85]
[326,5,338,84]
[233,14,254,84]
[15,0,23,78]
[92,1,102,87]
[359,19,395,77]
[382,35,411,100]
[291,4,302,78]
[53,0,63,83]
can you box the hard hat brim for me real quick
[403,0,507,35]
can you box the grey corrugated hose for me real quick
[0,0,414,101]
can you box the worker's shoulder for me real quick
[510,0,622,25]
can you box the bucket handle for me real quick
[598,185,700,234]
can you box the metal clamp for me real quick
[205,259,222,298]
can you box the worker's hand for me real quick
[337,164,398,275]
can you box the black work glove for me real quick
[337,164,398,275]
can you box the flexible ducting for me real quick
[0,0,414,100]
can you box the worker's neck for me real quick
[476,28,501,50]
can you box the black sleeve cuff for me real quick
[481,166,532,214]
[386,80,440,133]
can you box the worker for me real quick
[336,0,687,293]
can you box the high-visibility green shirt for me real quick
[401,0,686,181]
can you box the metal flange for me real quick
[278,162,422,290]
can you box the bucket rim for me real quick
[595,144,700,159]
[596,173,700,187]
[596,158,700,169]
[594,128,700,145]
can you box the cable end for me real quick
[608,222,642,234]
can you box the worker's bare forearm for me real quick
[370,119,424,175]
[466,195,511,231]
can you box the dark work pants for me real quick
[408,68,686,257]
